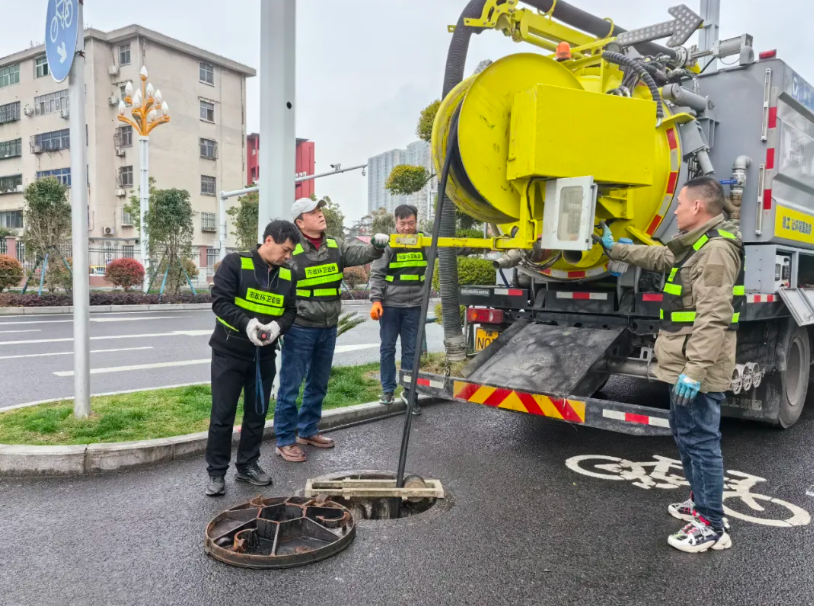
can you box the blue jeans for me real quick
[274,324,337,447]
[379,306,421,394]
[669,389,726,528]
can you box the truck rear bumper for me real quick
[401,371,672,437]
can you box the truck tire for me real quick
[761,322,810,428]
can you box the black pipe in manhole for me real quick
[297,470,454,526]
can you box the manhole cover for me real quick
[204,496,356,569]
[299,470,454,526]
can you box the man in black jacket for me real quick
[205,220,300,496]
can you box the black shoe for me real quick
[206,475,226,497]
[401,392,421,415]
[411,402,422,416]
[379,392,395,405]
[235,462,273,486]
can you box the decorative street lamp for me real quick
[117,66,170,292]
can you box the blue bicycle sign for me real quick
[45,0,79,82]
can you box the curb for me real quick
[0,300,389,316]
[0,398,439,477]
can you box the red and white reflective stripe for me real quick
[747,294,776,303]
[542,263,609,281]
[642,293,663,302]
[403,375,444,390]
[494,288,524,297]
[603,409,670,428]
[555,292,609,300]
[648,127,681,236]
[764,101,778,210]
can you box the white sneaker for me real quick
[668,519,732,553]
[668,498,730,531]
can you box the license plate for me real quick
[475,328,500,351]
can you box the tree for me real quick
[22,177,72,261]
[226,191,259,250]
[371,208,395,235]
[385,165,433,197]
[416,100,440,143]
[311,194,345,239]
[343,266,367,289]
[0,227,17,239]
[0,255,23,292]
[143,188,195,294]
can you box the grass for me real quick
[0,363,384,446]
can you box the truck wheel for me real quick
[761,323,810,428]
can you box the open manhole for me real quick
[204,496,356,569]
[299,470,453,526]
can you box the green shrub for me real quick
[154,257,199,293]
[0,255,23,292]
[105,258,145,292]
[434,302,465,325]
[432,256,496,290]
[456,228,484,239]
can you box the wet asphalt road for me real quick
[1,377,813,606]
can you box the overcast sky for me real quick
[1,0,811,223]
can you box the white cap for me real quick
[291,197,326,220]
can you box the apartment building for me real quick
[367,140,434,221]
[246,134,316,199]
[0,25,254,252]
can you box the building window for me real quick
[35,55,49,78]
[201,212,217,232]
[121,210,133,227]
[119,84,132,106]
[0,175,22,194]
[0,64,20,88]
[0,139,22,160]
[122,244,134,257]
[199,100,215,122]
[0,102,20,124]
[37,168,71,187]
[119,43,131,66]
[200,62,214,85]
[34,90,69,116]
[117,125,133,148]
[0,210,23,228]
[33,129,70,152]
[119,166,134,188]
[200,138,217,159]
[201,175,216,196]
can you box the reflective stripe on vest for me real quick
[217,316,239,332]
[386,242,427,286]
[386,274,426,282]
[659,229,745,333]
[296,288,339,298]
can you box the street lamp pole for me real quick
[118,66,171,292]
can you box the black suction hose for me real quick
[437,0,488,362]
[602,51,664,124]
[395,122,460,494]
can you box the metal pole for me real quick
[294,164,366,183]
[218,192,227,262]
[698,0,721,74]
[69,0,91,418]
[139,135,150,292]
[258,0,296,241]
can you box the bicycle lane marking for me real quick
[565,454,811,528]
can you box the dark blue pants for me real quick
[669,389,726,528]
[274,324,337,447]
[379,306,421,394]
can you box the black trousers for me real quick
[206,350,276,476]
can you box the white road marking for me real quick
[54,358,210,377]
[0,329,41,334]
[0,330,212,346]
[334,344,378,353]
[0,309,207,319]
[0,316,190,325]
[0,346,154,361]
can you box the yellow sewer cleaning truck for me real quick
[398,0,814,435]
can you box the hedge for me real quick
[431,256,496,291]
[0,292,212,307]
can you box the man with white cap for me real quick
[274,197,389,462]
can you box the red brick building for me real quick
[246,134,316,199]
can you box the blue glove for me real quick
[601,223,615,250]
[674,373,701,404]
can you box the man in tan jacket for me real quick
[602,176,744,554]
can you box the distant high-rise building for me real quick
[367,140,435,222]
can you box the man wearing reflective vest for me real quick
[603,176,743,553]
[205,220,300,497]
[273,197,388,463]
[369,204,427,414]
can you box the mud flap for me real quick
[463,323,631,397]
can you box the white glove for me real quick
[371,233,390,249]
[260,321,281,344]
[246,318,264,347]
